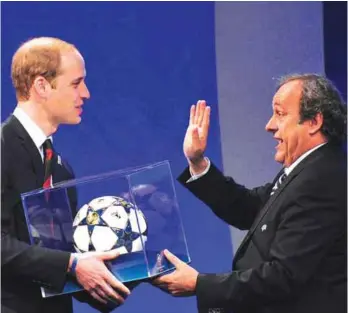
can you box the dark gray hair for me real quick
[278,73,347,145]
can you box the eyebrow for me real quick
[70,76,84,85]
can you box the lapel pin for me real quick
[261,224,267,232]
[57,155,62,166]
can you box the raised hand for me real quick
[72,249,130,304]
[183,100,211,173]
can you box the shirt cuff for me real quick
[186,157,211,183]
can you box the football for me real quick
[72,196,148,254]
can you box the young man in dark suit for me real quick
[1,37,131,313]
[153,74,347,313]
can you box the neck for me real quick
[284,137,327,168]
[17,100,58,137]
[306,135,327,151]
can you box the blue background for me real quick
[1,2,346,313]
[2,3,229,313]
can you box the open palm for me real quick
[183,100,211,162]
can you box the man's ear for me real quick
[32,76,51,98]
[308,112,324,135]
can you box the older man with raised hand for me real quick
[154,74,347,313]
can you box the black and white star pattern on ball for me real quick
[113,221,141,253]
[76,205,141,253]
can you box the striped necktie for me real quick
[270,171,287,196]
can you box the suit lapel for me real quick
[233,145,328,264]
[246,168,301,236]
[232,170,282,263]
[9,115,45,186]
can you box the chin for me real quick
[274,152,285,164]
[66,117,82,124]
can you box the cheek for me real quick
[56,91,78,113]
[284,129,300,152]
[279,122,292,141]
[74,89,83,102]
[63,89,79,104]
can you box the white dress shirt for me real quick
[188,142,327,182]
[13,107,52,162]
[283,142,326,176]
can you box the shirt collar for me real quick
[13,107,52,150]
[284,142,327,176]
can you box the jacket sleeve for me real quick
[194,169,346,311]
[73,279,142,312]
[1,135,71,291]
[177,162,272,230]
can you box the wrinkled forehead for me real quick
[272,80,303,109]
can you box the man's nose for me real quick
[80,81,90,99]
[265,116,276,132]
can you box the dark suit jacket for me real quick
[1,115,119,313]
[178,144,347,313]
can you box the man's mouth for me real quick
[76,106,83,115]
[275,138,283,148]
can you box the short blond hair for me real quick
[11,37,77,101]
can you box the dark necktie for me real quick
[43,139,54,189]
[270,171,287,196]
[42,139,55,236]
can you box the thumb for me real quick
[163,249,183,268]
[99,249,120,261]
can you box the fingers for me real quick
[163,249,183,268]
[191,100,208,127]
[193,102,199,124]
[197,100,207,126]
[94,285,107,301]
[89,283,125,305]
[100,281,126,304]
[154,272,174,285]
[189,105,195,125]
[191,126,199,143]
[99,249,120,261]
[202,106,211,137]
[194,100,206,125]
[89,287,107,304]
[105,272,131,297]
[151,279,172,295]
